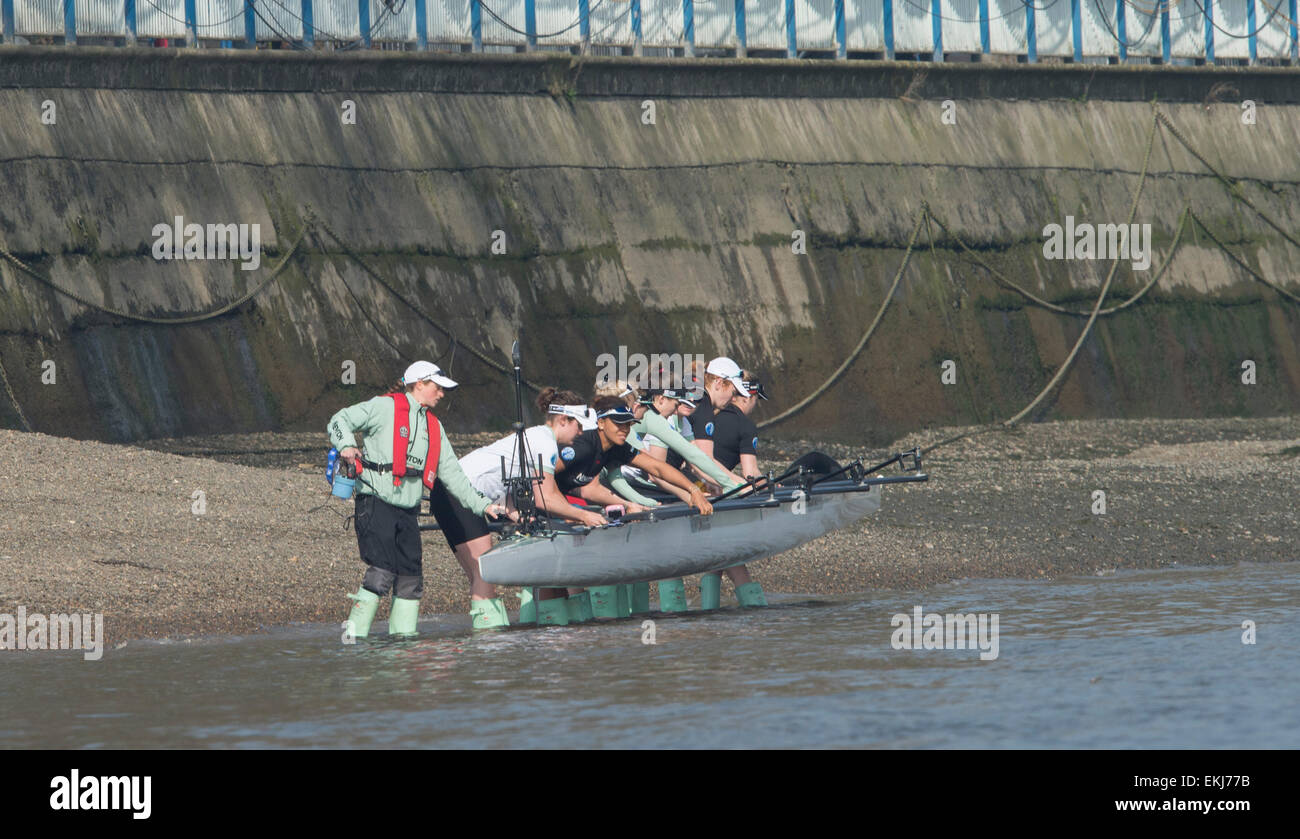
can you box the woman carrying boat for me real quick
[690,357,767,608]
[429,387,608,628]
[330,361,513,639]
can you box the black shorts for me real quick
[428,479,491,551]
[354,493,423,577]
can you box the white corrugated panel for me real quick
[77,0,128,35]
[313,0,363,40]
[368,0,416,40]
[695,0,737,48]
[893,0,934,52]
[15,0,63,35]
[845,0,884,50]
[1081,0,1123,57]
[536,0,583,45]
[480,0,527,46]
[1033,0,1072,56]
[1097,3,1162,58]
[427,0,472,42]
[1256,0,1293,60]
[745,0,788,49]
[939,0,982,52]
[1169,0,1205,57]
[988,0,1027,54]
[192,0,246,40]
[589,0,636,47]
[135,0,188,38]
[640,0,683,47]
[1212,0,1253,59]
[794,0,835,50]
[255,0,306,40]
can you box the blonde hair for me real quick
[593,379,640,404]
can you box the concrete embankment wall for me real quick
[1,48,1298,444]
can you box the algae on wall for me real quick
[0,50,1298,443]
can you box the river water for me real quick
[2,562,1296,749]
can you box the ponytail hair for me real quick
[535,386,586,420]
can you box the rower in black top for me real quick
[700,403,759,472]
[553,427,640,496]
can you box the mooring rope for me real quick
[0,229,307,325]
[0,355,33,432]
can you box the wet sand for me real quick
[2,416,1297,643]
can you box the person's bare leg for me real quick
[724,564,752,586]
[453,535,496,600]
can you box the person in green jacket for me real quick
[329,361,513,639]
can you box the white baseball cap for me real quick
[403,361,457,389]
[705,357,750,396]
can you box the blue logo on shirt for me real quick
[705,422,714,436]
[550,454,558,466]
[560,446,576,462]
[752,436,759,451]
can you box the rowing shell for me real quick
[477,480,883,588]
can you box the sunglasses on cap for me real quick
[742,381,768,400]
[596,406,637,424]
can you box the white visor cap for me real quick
[705,357,750,397]
[403,361,458,389]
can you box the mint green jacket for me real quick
[634,411,744,490]
[328,395,489,514]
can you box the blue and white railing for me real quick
[1,1,1297,63]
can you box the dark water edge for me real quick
[2,562,1296,750]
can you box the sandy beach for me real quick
[2,416,1296,644]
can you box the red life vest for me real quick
[386,392,441,489]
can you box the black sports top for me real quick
[552,429,639,495]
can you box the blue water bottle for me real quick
[329,448,356,500]
[326,447,338,485]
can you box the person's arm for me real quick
[535,471,607,527]
[738,453,761,480]
[631,452,713,514]
[605,469,663,507]
[328,397,385,469]
[435,425,509,518]
[644,412,743,490]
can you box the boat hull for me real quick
[478,485,882,587]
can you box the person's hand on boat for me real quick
[484,503,516,521]
[624,502,649,515]
[576,509,609,528]
[689,488,714,515]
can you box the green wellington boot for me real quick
[346,588,380,639]
[658,578,688,612]
[470,598,510,629]
[537,597,570,626]
[700,573,722,610]
[630,582,651,614]
[589,586,620,618]
[734,582,768,607]
[517,588,538,624]
[388,597,421,636]
[566,591,594,623]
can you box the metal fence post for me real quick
[471,0,482,51]
[1291,0,1298,61]
[684,0,695,57]
[1071,0,1082,61]
[416,0,427,50]
[360,0,371,48]
[1026,1,1036,63]
[1,0,12,45]
[65,0,76,45]
[1160,1,1169,63]
[979,0,989,56]
[786,0,796,58]
[303,0,315,48]
[633,0,642,55]
[735,0,746,57]
[526,0,536,50]
[930,0,941,61]
[579,0,589,51]
[835,0,846,58]
[1247,0,1257,64]
[126,0,137,46]
[246,0,257,48]
[884,0,894,59]
[1202,0,1212,63]
[185,0,197,46]
[1116,0,1126,62]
